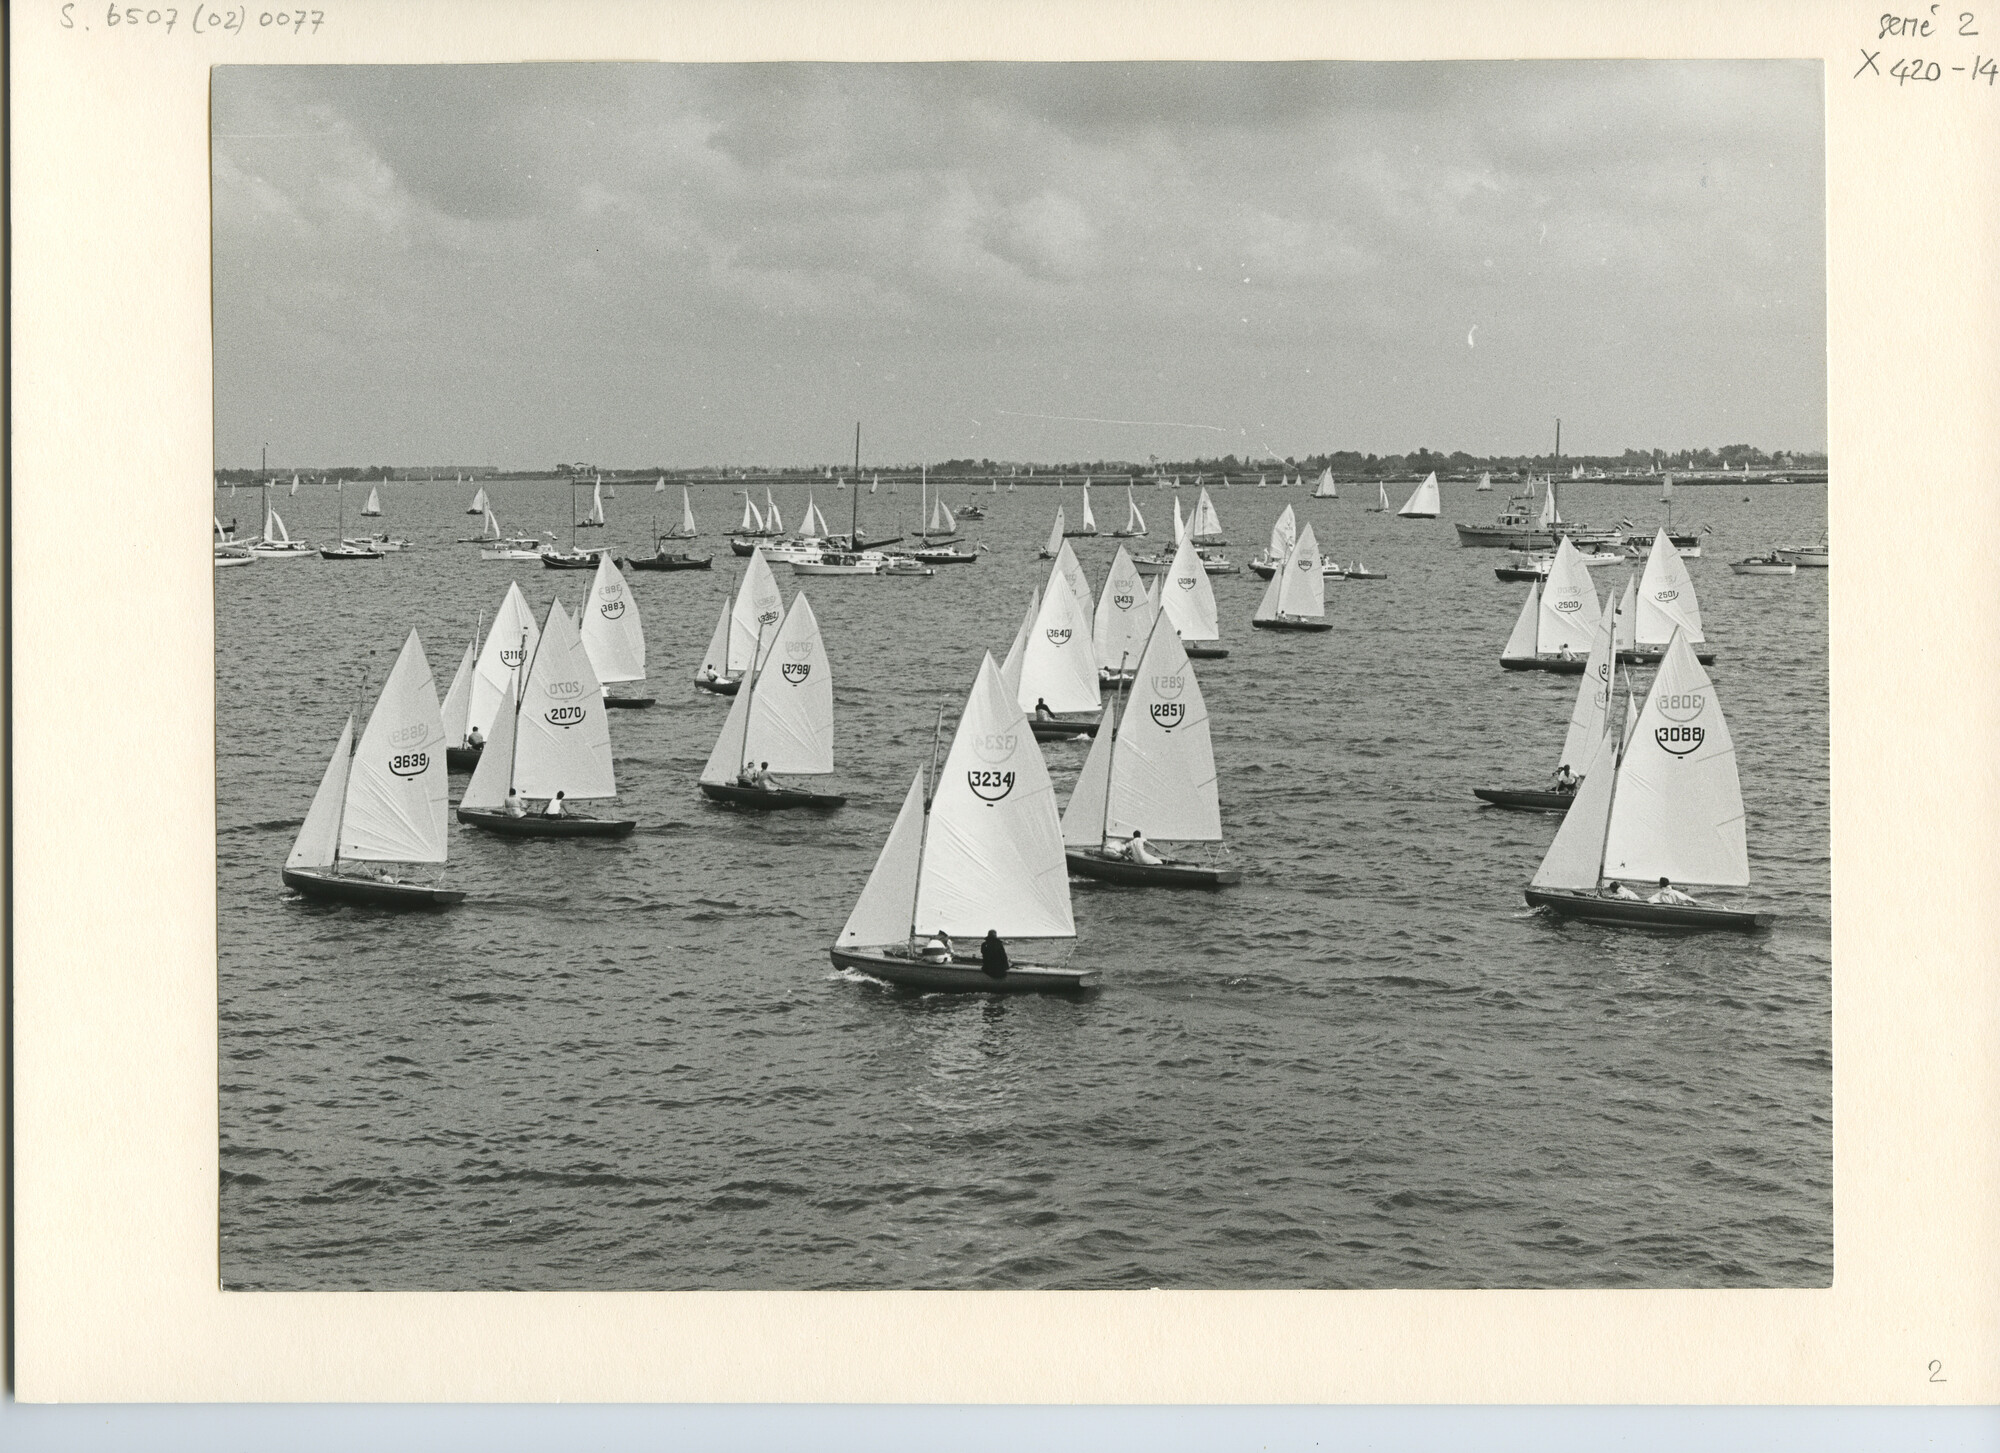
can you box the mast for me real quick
[851,422,861,550]
[332,666,366,870]
[1591,661,1635,887]
[908,704,946,943]
[1100,655,1130,846]
[738,618,767,774]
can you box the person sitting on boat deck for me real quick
[921,930,954,963]
[1033,697,1053,721]
[1552,764,1579,794]
[981,929,1009,980]
[748,760,781,792]
[543,790,566,819]
[1556,646,1578,662]
[1649,877,1696,906]
[1117,829,1163,866]
[1603,880,1642,900]
[699,662,721,685]
[467,724,486,749]
[504,788,527,818]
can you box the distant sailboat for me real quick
[1039,504,1067,559]
[1368,481,1391,512]
[248,483,313,558]
[282,629,463,909]
[457,599,634,837]
[1474,591,1619,811]
[1249,504,1297,578]
[1157,530,1227,658]
[697,593,845,809]
[1625,528,1718,665]
[829,655,1090,993]
[1063,611,1238,888]
[1312,468,1338,498]
[1477,471,1493,492]
[578,477,608,529]
[739,493,769,534]
[1499,536,1598,672]
[580,553,652,708]
[1251,522,1330,631]
[655,476,668,494]
[439,628,480,770]
[1111,486,1148,538]
[1076,481,1099,536]
[1524,629,1772,931]
[1189,487,1225,545]
[360,485,383,517]
[466,485,490,515]
[662,487,700,540]
[1093,544,1155,684]
[1398,471,1441,519]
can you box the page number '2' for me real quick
[1928,1359,1947,1382]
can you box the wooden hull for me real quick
[319,548,383,560]
[540,552,606,569]
[1182,642,1229,659]
[829,946,1095,994]
[445,745,482,771]
[698,781,847,810]
[603,694,655,709]
[1251,616,1331,632]
[729,536,779,556]
[1731,561,1795,575]
[1494,566,1547,582]
[911,551,979,565]
[693,676,742,696]
[1500,654,1588,674]
[282,867,465,909]
[1344,569,1387,580]
[1455,524,1556,550]
[627,554,712,571]
[1524,887,1774,933]
[1473,786,1574,813]
[1618,646,1718,666]
[456,807,636,838]
[1065,849,1240,888]
[1030,716,1099,740]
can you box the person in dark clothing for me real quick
[980,929,1009,979]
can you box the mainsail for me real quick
[1125,488,1147,535]
[339,629,449,864]
[1093,545,1155,674]
[1158,532,1221,643]
[700,593,834,783]
[1063,613,1220,846]
[1016,569,1101,713]
[1044,506,1066,556]
[1267,504,1298,560]
[1636,528,1705,644]
[361,486,383,517]
[468,582,541,742]
[1190,488,1223,541]
[729,548,785,675]
[511,600,616,802]
[1079,483,1097,532]
[580,553,646,686]
[1312,468,1337,498]
[1398,471,1441,518]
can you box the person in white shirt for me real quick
[1117,829,1162,866]
[1552,765,1578,794]
[543,790,566,819]
[1648,877,1695,905]
[468,724,486,750]
[503,788,526,818]
[1604,880,1641,900]
[921,931,953,963]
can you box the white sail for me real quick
[999,584,1042,702]
[1616,574,1638,653]
[1661,472,1675,505]
[939,500,957,533]
[1016,568,1101,714]
[1538,481,1560,530]
[1094,545,1155,674]
[703,593,835,782]
[1501,581,1541,662]
[482,505,502,539]
[1172,496,1187,544]
[1636,528,1705,645]
[1559,591,1620,774]
[1398,471,1441,517]
[740,494,764,532]
[1191,487,1223,540]
[468,581,541,743]
[836,770,927,948]
[1529,720,1620,892]
[870,475,880,494]
[1044,506,1065,556]
[459,674,516,812]
[1125,488,1146,534]
[655,476,667,494]
[728,548,785,675]
[1061,700,1115,848]
[439,635,477,747]
[1158,531,1221,642]
[339,629,449,864]
[1477,472,1492,492]
[286,716,354,869]
[1051,539,1093,625]
[681,488,698,535]
[512,600,616,802]
[580,553,646,685]
[1376,481,1390,511]
[1312,468,1337,498]
[1079,484,1097,532]
[1275,522,1326,619]
[915,654,1074,940]
[587,479,606,524]
[1602,629,1747,887]
[264,507,291,544]
[362,485,382,516]
[1258,474,1268,488]
[470,486,489,512]
[1536,537,1599,656]
[695,604,732,684]
[289,472,299,496]
[1101,614,1220,842]
[764,490,783,534]
[1267,504,1298,559]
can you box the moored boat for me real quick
[626,549,713,571]
[1730,553,1796,575]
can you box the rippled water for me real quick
[217,476,1829,1289]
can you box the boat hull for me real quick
[1524,887,1774,933]
[694,676,742,696]
[1473,787,1574,813]
[1618,646,1718,666]
[1251,617,1332,632]
[319,548,383,561]
[829,946,1095,994]
[626,554,712,571]
[282,867,465,909]
[1030,716,1099,740]
[445,744,482,771]
[1455,524,1557,550]
[455,807,636,838]
[1500,654,1588,674]
[1182,642,1229,659]
[697,781,847,811]
[603,694,655,709]
[1065,849,1240,888]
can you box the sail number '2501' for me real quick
[967,769,1015,802]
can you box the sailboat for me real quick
[1038,504,1067,559]
[696,548,784,695]
[1071,480,1100,537]
[1007,547,1102,740]
[1367,480,1391,513]
[1523,629,1772,931]
[320,480,383,560]
[1093,545,1155,684]
[1110,486,1148,538]
[1312,467,1338,499]
[577,476,608,529]
[1249,504,1297,579]
[282,629,463,909]
[1151,530,1228,658]
[604,481,617,500]
[1499,536,1599,672]
[662,487,700,539]
[1250,522,1330,631]
[1397,471,1442,518]
[1062,611,1239,887]
[829,654,1091,993]
[360,485,383,517]
[467,485,490,515]
[543,479,615,568]
[696,594,845,809]
[456,599,634,837]
[580,552,652,708]
[456,581,542,767]
[1475,591,1618,811]
[1189,486,1226,545]
[1624,474,1705,557]
[248,482,313,558]
[1477,472,1493,492]
[439,627,480,770]
[1623,528,1718,665]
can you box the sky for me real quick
[212,62,1826,471]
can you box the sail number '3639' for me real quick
[389,751,431,777]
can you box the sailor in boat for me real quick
[1113,828,1164,865]
[504,788,527,818]
[468,724,486,751]
[1034,697,1054,721]
[981,930,1009,980]
[543,790,566,819]
[699,663,722,688]
[1552,765,1579,795]
[1649,877,1696,906]
[920,930,957,963]
[1603,881,1642,901]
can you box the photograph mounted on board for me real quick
[214,60,1829,1292]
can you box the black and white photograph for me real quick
[211,60,1830,1293]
